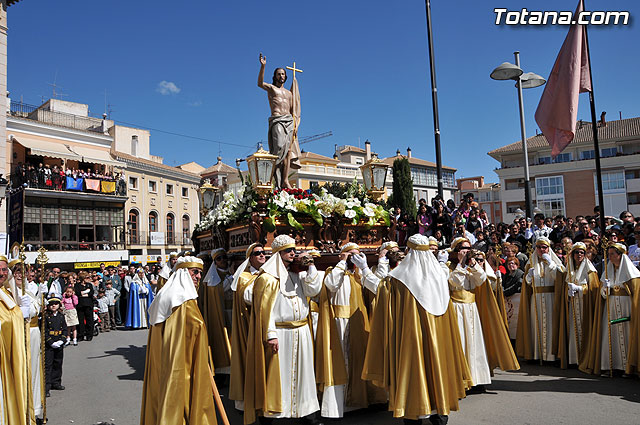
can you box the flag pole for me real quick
[582,2,606,234]
[424,0,444,199]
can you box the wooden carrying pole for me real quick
[19,243,31,425]
[527,243,544,365]
[37,247,49,423]
[208,365,230,425]
[602,238,613,377]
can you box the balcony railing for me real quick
[10,100,108,133]
[13,172,126,196]
[127,231,192,247]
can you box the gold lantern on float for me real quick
[360,153,389,200]
[247,148,278,195]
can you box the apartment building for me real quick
[455,176,502,223]
[488,115,640,223]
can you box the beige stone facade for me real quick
[6,98,200,267]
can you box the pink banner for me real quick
[85,178,101,191]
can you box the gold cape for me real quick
[156,275,168,291]
[553,270,599,369]
[315,268,385,408]
[140,299,217,425]
[492,275,508,327]
[362,277,472,419]
[474,278,520,372]
[0,287,30,425]
[197,269,232,370]
[243,272,282,425]
[579,277,640,376]
[515,263,563,360]
[229,271,258,403]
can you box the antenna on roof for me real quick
[47,71,68,99]
[218,142,222,157]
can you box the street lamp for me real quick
[491,52,546,220]
[360,153,390,200]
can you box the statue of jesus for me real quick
[258,53,302,189]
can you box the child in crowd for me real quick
[44,296,68,397]
[104,281,120,330]
[62,285,79,346]
[96,289,111,333]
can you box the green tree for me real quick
[391,157,416,219]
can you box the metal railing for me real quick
[10,101,107,133]
[127,231,193,247]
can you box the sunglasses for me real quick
[282,247,296,253]
[215,256,228,261]
[475,257,485,262]
[251,251,266,257]
[191,269,203,275]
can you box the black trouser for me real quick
[45,346,64,390]
[76,304,94,340]
[119,292,128,325]
[114,298,122,324]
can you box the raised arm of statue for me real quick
[258,53,270,91]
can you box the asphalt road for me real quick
[46,328,640,425]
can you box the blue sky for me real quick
[8,0,639,181]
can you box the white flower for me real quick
[344,209,356,219]
[363,206,375,217]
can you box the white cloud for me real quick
[156,80,181,95]
[188,100,202,107]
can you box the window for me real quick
[581,150,595,160]
[443,171,455,187]
[410,167,439,187]
[601,147,617,158]
[553,153,572,163]
[166,214,175,244]
[626,169,640,180]
[149,211,158,233]
[149,181,157,193]
[535,176,565,216]
[181,187,188,198]
[129,177,138,190]
[536,176,564,196]
[355,157,364,165]
[128,210,139,244]
[597,171,625,192]
[131,136,138,156]
[182,215,190,245]
[536,199,565,218]
[166,184,174,195]
[538,156,551,165]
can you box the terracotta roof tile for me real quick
[488,116,640,157]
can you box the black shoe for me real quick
[45,390,50,398]
[85,337,93,342]
[52,384,65,390]
[404,420,422,425]
[301,413,324,425]
[428,415,448,425]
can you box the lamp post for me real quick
[246,148,278,213]
[491,51,546,220]
[360,154,390,201]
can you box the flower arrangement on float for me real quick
[195,180,390,232]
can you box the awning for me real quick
[14,136,82,161]
[69,145,126,168]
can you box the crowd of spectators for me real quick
[11,161,126,195]
[394,193,640,278]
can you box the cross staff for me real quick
[286,61,303,79]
